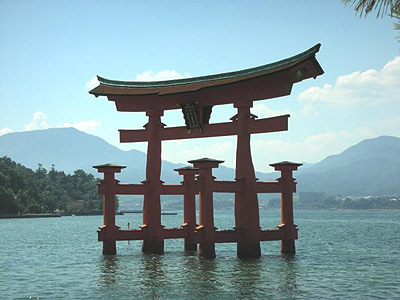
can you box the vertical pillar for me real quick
[233,100,261,258]
[175,167,199,251]
[93,163,126,255]
[188,158,223,258]
[142,109,164,253]
[270,161,302,254]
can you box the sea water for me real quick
[0,210,399,299]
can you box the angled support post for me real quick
[188,158,223,258]
[93,163,126,255]
[270,161,302,254]
[175,166,199,251]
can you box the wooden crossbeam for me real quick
[212,181,242,193]
[106,181,289,196]
[99,228,288,242]
[114,183,146,195]
[256,181,283,193]
[119,114,289,143]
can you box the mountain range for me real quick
[0,128,399,196]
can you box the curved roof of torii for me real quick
[89,44,324,112]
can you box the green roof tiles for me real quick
[96,44,321,89]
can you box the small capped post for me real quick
[175,166,199,251]
[270,161,302,255]
[93,163,126,255]
[188,158,224,258]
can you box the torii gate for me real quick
[90,44,324,258]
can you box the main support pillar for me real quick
[142,109,164,253]
[233,101,261,258]
[93,163,126,255]
[189,158,223,258]
[270,161,302,254]
[175,167,199,251]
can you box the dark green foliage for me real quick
[0,156,110,215]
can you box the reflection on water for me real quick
[100,256,119,286]
[139,254,166,299]
[56,210,400,299]
[97,251,301,299]
[277,255,299,297]
[232,259,262,298]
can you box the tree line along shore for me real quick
[0,156,115,216]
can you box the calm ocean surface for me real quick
[1,209,399,299]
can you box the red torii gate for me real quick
[90,44,324,258]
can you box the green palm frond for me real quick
[342,0,398,17]
[342,0,400,44]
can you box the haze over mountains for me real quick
[0,128,399,196]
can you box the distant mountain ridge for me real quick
[1,128,399,196]
[301,136,400,173]
[297,136,400,195]
[0,128,265,184]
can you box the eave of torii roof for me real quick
[89,43,324,112]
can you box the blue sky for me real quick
[1,1,399,172]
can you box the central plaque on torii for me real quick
[90,44,324,258]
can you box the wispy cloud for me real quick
[163,116,399,172]
[57,120,100,134]
[251,103,293,118]
[20,111,101,135]
[298,56,400,114]
[85,70,190,90]
[163,139,235,167]
[24,111,49,131]
[135,70,190,81]
[86,76,99,90]
[252,117,400,171]
[0,128,13,136]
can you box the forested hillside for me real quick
[0,156,106,215]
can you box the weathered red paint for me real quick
[93,164,125,255]
[188,159,223,259]
[270,162,302,254]
[142,109,164,253]
[234,101,261,258]
[175,167,199,251]
[119,114,289,143]
[91,44,323,258]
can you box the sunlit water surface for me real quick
[1,210,399,299]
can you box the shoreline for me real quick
[0,213,62,219]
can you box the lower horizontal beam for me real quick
[115,184,146,195]
[212,181,241,193]
[163,228,186,239]
[214,230,241,243]
[256,181,283,193]
[160,185,185,195]
[259,229,284,241]
[99,228,292,242]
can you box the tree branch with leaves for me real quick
[342,0,400,41]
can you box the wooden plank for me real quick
[115,184,146,195]
[256,181,283,193]
[259,229,283,241]
[163,228,186,239]
[160,185,185,195]
[212,181,241,193]
[115,229,146,241]
[214,230,241,243]
[119,114,289,143]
